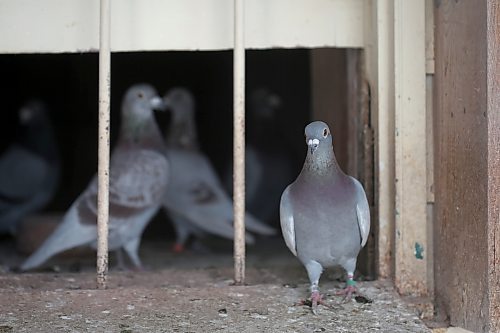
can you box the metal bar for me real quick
[233,0,246,285]
[97,0,111,290]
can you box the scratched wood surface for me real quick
[486,0,499,331]
[434,0,499,331]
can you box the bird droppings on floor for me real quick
[0,262,429,333]
[0,275,429,333]
[0,240,430,333]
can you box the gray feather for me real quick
[0,101,60,234]
[279,185,296,256]
[280,120,370,290]
[351,177,370,247]
[162,88,275,249]
[21,84,169,270]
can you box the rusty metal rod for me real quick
[97,0,111,290]
[233,0,246,285]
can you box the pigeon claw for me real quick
[311,291,329,314]
[172,243,185,253]
[295,291,329,314]
[336,285,359,302]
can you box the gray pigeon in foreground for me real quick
[162,88,276,252]
[21,84,169,271]
[0,101,60,235]
[280,121,370,313]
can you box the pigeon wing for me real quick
[77,149,169,227]
[280,185,297,256]
[0,146,49,202]
[350,177,370,247]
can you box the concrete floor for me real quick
[0,237,431,332]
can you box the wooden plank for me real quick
[0,0,365,53]
[425,0,435,299]
[486,1,500,330]
[355,50,377,279]
[363,0,396,279]
[311,49,376,279]
[434,0,498,331]
[393,0,428,296]
[425,0,435,74]
[310,49,349,171]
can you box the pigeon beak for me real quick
[307,138,319,154]
[19,107,33,124]
[150,96,166,111]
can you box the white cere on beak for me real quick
[307,138,320,146]
[150,96,166,110]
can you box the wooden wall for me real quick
[434,0,499,331]
[310,49,376,278]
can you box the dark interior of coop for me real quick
[0,48,375,279]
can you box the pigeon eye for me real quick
[137,92,144,98]
[323,128,329,137]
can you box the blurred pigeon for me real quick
[0,101,60,235]
[224,88,295,225]
[21,84,169,271]
[280,121,370,313]
[162,88,276,253]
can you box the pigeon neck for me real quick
[302,145,341,178]
[166,111,199,150]
[120,113,165,151]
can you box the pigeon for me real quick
[0,101,60,235]
[280,121,370,313]
[161,87,276,253]
[223,88,295,225]
[20,84,169,271]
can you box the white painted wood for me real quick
[393,0,428,296]
[363,0,395,279]
[425,0,435,299]
[97,0,111,290]
[233,0,246,285]
[425,0,435,74]
[0,0,364,54]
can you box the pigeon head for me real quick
[304,121,332,155]
[251,88,282,120]
[17,100,58,161]
[120,84,166,149]
[163,87,198,149]
[122,83,165,121]
[163,88,195,121]
[19,100,49,127]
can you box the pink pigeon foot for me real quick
[336,284,359,302]
[295,291,329,314]
[172,243,185,253]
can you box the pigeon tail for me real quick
[20,205,95,271]
[244,213,276,236]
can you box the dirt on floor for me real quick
[0,238,431,332]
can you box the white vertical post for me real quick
[97,0,111,290]
[233,0,246,285]
[393,0,428,296]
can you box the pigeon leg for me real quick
[123,236,144,270]
[170,215,191,253]
[336,273,359,302]
[115,248,127,270]
[172,243,185,253]
[298,260,329,314]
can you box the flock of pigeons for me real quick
[0,83,370,312]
